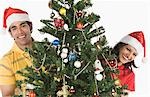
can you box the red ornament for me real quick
[76,10,83,18]
[92,95,100,97]
[29,91,36,97]
[54,18,64,29]
[108,60,117,68]
[76,22,83,29]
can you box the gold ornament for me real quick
[57,85,71,97]
[76,22,84,29]
[115,79,120,86]
[54,76,61,82]
[59,7,66,16]
[96,44,101,50]
[21,84,26,97]
[48,1,53,8]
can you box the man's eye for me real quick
[21,24,27,27]
[11,27,17,31]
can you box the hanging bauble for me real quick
[57,85,71,97]
[95,73,103,81]
[60,52,68,59]
[92,93,100,97]
[48,0,53,8]
[90,36,100,45]
[28,90,36,97]
[52,39,60,46]
[108,60,117,68]
[84,0,89,3]
[64,24,69,31]
[92,95,99,97]
[115,79,120,86]
[57,46,61,55]
[63,58,69,63]
[54,18,64,29]
[76,10,83,18]
[54,76,61,82]
[112,89,117,97]
[94,68,101,74]
[26,84,35,90]
[96,44,101,50]
[69,86,75,93]
[59,7,66,16]
[74,61,81,68]
[94,59,104,72]
[68,52,77,61]
[76,22,84,29]
[62,47,69,53]
[50,11,55,18]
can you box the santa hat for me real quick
[120,31,146,62]
[2,7,30,32]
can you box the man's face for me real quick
[9,21,32,46]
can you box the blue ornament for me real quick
[68,52,77,61]
[52,39,60,46]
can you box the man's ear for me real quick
[8,30,13,37]
[28,22,33,32]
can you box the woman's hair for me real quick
[112,42,138,70]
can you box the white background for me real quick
[0,0,150,97]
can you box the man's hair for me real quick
[8,21,32,32]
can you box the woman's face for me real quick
[118,44,138,64]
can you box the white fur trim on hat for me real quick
[120,35,143,55]
[6,13,30,29]
[0,27,6,35]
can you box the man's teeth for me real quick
[18,35,25,39]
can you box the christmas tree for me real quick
[16,0,127,97]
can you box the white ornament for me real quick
[63,58,68,63]
[90,36,100,45]
[64,24,69,31]
[60,52,68,59]
[74,61,81,68]
[57,49,61,55]
[62,48,69,53]
[94,60,104,72]
[26,83,35,89]
[95,74,103,81]
[65,5,70,9]
[94,68,101,74]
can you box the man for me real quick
[0,7,33,96]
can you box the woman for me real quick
[111,31,146,97]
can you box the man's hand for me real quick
[0,84,16,97]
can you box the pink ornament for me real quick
[54,18,64,29]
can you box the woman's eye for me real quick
[126,47,131,51]
[133,53,137,56]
